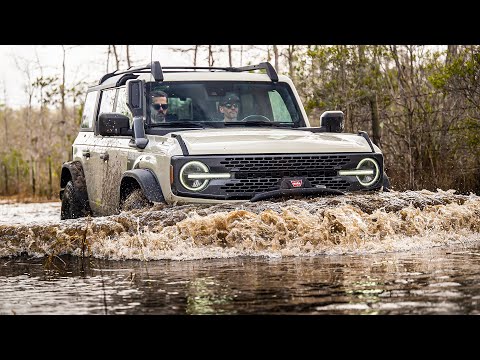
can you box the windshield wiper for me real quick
[224,121,294,127]
[148,122,206,129]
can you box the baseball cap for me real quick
[220,94,240,105]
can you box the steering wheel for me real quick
[240,114,272,122]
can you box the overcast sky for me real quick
[0,45,193,108]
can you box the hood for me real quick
[170,128,374,155]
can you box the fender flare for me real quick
[120,169,165,203]
[60,161,89,205]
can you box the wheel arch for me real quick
[120,169,165,204]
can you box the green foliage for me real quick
[293,45,480,193]
[429,46,480,96]
[455,117,480,152]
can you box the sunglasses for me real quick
[152,103,168,111]
[222,103,239,109]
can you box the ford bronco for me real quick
[59,61,389,219]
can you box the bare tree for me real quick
[283,45,297,80]
[112,45,120,69]
[61,45,67,119]
[273,45,280,72]
[1,81,8,147]
[446,45,458,65]
[171,45,199,66]
[228,45,232,67]
[208,45,214,66]
[106,45,111,72]
[13,54,35,149]
[126,45,131,67]
[13,53,36,196]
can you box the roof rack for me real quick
[98,61,278,84]
[161,62,278,82]
[227,62,279,82]
[98,61,163,85]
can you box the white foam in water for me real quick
[1,190,479,260]
[0,201,61,225]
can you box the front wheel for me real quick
[61,181,90,220]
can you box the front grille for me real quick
[219,155,350,171]
[221,169,350,194]
[218,156,351,196]
[172,153,383,200]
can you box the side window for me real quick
[115,87,133,127]
[80,91,98,129]
[268,90,292,122]
[98,88,117,116]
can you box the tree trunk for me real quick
[16,160,19,194]
[126,45,131,67]
[273,45,279,71]
[112,45,120,69]
[2,84,8,147]
[61,46,68,162]
[370,93,381,146]
[61,46,66,119]
[106,45,111,73]
[285,45,296,81]
[3,163,8,195]
[446,45,458,65]
[31,158,35,196]
[193,45,198,66]
[48,155,52,199]
[228,45,232,67]
[208,45,214,66]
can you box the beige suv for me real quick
[59,61,389,219]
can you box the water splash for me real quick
[1,189,479,260]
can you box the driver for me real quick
[150,91,178,123]
[218,94,240,122]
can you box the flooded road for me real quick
[1,189,480,314]
[2,249,480,315]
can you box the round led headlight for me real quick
[179,161,210,191]
[356,158,380,187]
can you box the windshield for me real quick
[145,81,305,127]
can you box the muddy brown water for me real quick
[1,189,480,314]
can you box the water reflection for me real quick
[1,245,480,314]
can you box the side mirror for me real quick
[126,79,145,117]
[126,79,148,149]
[98,113,131,136]
[320,111,344,133]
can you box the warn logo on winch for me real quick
[290,180,303,188]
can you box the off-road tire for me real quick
[61,181,89,220]
[122,188,153,211]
